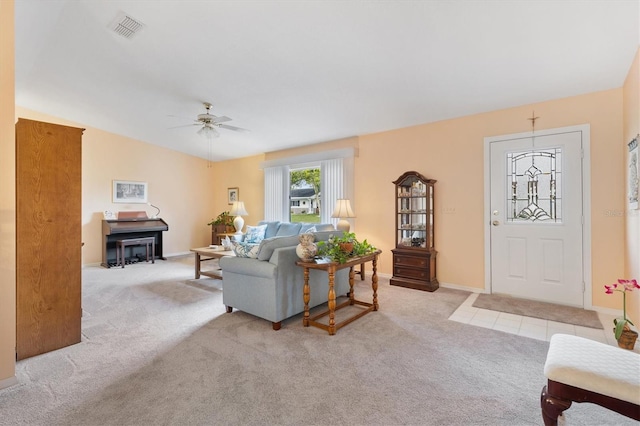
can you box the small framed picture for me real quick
[228,187,239,204]
[113,180,148,204]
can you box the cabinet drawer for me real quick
[395,255,427,268]
[394,266,428,280]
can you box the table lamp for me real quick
[229,201,249,233]
[331,199,356,232]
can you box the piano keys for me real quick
[101,211,169,268]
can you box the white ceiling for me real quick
[15,0,639,162]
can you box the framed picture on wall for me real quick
[228,187,239,205]
[113,180,148,204]
[629,137,639,210]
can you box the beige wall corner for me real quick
[0,0,17,388]
[623,47,640,323]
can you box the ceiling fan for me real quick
[171,102,248,138]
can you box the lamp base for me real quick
[336,219,350,233]
[233,216,245,234]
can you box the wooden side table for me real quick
[190,247,235,279]
[296,250,381,335]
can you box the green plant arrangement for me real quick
[316,232,377,264]
[207,211,234,227]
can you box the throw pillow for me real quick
[305,226,317,233]
[232,242,260,258]
[244,224,267,244]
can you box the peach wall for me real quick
[623,47,640,323]
[209,154,265,230]
[15,107,216,265]
[353,89,624,310]
[0,0,16,387]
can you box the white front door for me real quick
[488,127,586,307]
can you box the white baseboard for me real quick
[0,375,18,391]
[439,282,486,294]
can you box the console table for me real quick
[296,250,381,335]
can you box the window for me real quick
[290,167,320,223]
[262,148,355,226]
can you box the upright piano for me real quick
[101,211,169,268]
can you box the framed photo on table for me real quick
[228,187,239,204]
[113,180,148,204]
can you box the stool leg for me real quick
[541,385,571,426]
[151,240,155,264]
[145,243,149,263]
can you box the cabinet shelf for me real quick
[391,171,438,292]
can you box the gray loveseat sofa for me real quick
[218,221,350,330]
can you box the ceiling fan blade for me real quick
[218,124,249,132]
[167,123,200,129]
[167,114,191,119]
[211,115,232,124]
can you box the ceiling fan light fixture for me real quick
[197,124,220,139]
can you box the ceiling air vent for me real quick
[109,12,144,40]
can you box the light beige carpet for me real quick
[472,293,603,329]
[0,256,632,425]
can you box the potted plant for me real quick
[207,211,234,232]
[604,278,639,350]
[316,232,377,264]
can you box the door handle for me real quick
[492,220,500,226]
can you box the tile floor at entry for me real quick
[449,293,639,353]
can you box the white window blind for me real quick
[320,158,343,226]
[263,165,289,221]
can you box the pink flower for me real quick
[604,278,638,340]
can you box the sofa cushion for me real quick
[275,222,301,236]
[258,221,281,239]
[315,223,336,232]
[232,242,260,258]
[245,224,267,244]
[312,230,338,242]
[257,235,301,261]
[299,222,334,233]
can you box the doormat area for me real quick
[472,294,604,329]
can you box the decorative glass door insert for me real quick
[506,147,562,222]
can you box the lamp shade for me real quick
[229,201,248,216]
[331,199,355,232]
[331,199,355,219]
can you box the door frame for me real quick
[483,124,592,309]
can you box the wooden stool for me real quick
[541,334,640,425]
[116,237,155,268]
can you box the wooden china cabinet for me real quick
[390,171,438,292]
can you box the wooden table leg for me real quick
[303,267,310,327]
[195,253,201,279]
[327,267,336,335]
[348,266,355,305]
[372,254,379,311]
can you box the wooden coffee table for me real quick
[190,246,235,279]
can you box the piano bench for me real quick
[116,237,155,268]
